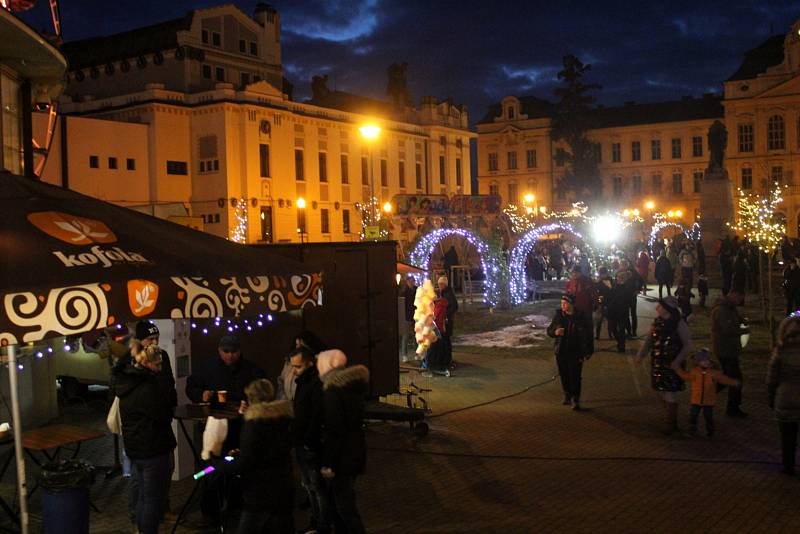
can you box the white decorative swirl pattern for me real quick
[267,290,287,312]
[291,275,312,295]
[3,284,108,342]
[221,277,251,315]
[171,277,223,318]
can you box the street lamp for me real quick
[383,201,392,214]
[359,123,381,229]
[645,200,655,211]
[297,196,307,243]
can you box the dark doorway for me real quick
[260,206,273,242]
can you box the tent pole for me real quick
[8,345,28,533]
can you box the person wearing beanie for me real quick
[635,296,691,435]
[216,378,294,532]
[185,333,266,525]
[675,349,739,437]
[547,293,593,410]
[111,322,177,534]
[318,350,369,534]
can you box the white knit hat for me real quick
[316,349,347,377]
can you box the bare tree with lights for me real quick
[729,183,786,343]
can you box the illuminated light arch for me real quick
[408,228,500,307]
[508,222,584,305]
[648,221,701,250]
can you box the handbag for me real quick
[106,396,122,435]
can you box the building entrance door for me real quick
[260,206,273,243]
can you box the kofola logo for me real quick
[28,211,151,268]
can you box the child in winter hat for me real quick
[674,348,739,437]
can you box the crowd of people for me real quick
[546,233,799,477]
[110,321,369,534]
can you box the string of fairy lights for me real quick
[230,197,248,243]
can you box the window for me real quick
[212,32,221,47]
[738,123,754,152]
[455,159,462,187]
[319,152,328,183]
[202,65,211,79]
[239,40,246,53]
[768,115,785,150]
[108,157,117,169]
[340,154,349,184]
[241,73,250,86]
[215,67,225,82]
[693,171,703,193]
[651,139,661,160]
[489,183,499,196]
[612,143,621,163]
[692,136,703,157]
[297,210,306,235]
[89,155,99,168]
[399,161,406,188]
[592,144,602,163]
[526,149,537,168]
[415,163,422,189]
[613,176,623,196]
[250,42,258,56]
[772,165,784,184]
[380,159,388,187]
[672,173,683,194]
[126,158,135,170]
[321,209,330,234]
[260,206,273,243]
[439,155,446,184]
[259,144,270,177]
[202,30,209,44]
[166,161,188,175]
[631,141,641,161]
[632,175,642,194]
[507,151,517,170]
[199,159,219,173]
[671,138,681,159]
[361,157,369,185]
[652,173,662,193]
[342,210,351,234]
[741,167,752,189]
[488,152,498,171]
[507,107,515,119]
[295,149,304,181]
[556,148,566,167]
[507,183,518,204]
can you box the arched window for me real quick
[507,106,515,120]
[768,115,785,150]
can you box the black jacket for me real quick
[111,351,177,460]
[292,366,324,452]
[403,284,417,322]
[322,365,369,476]
[185,355,266,404]
[547,310,591,359]
[655,256,673,283]
[219,400,293,512]
[441,286,459,319]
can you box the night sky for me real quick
[19,0,800,125]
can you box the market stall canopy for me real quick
[396,261,424,275]
[0,171,322,345]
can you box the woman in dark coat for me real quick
[635,296,691,435]
[218,379,294,533]
[547,294,592,410]
[767,317,800,475]
[654,251,674,299]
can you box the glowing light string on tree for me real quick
[408,228,500,307]
[230,197,248,243]
[508,222,584,305]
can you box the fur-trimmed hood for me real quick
[244,399,293,421]
[322,364,370,390]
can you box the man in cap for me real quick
[547,294,592,410]
[186,334,266,524]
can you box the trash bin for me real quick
[38,460,95,534]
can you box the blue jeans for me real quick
[131,453,171,534]
[296,447,329,531]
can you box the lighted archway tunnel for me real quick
[508,222,585,305]
[408,228,501,307]
[648,221,701,250]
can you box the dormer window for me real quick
[507,106,515,119]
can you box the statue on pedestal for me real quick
[706,120,728,176]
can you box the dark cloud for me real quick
[19,0,800,124]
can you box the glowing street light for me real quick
[383,201,392,213]
[667,210,675,218]
[359,124,381,139]
[633,208,640,217]
[593,215,622,243]
[539,206,547,214]
[645,200,655,210]
[675,209,683,218]
[296,197,307,244]
[524,193,535,203]
[623,209,631,217]
[296,197,307,209]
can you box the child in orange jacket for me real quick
[675,348,739,437]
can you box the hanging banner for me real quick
[393,194,501,216]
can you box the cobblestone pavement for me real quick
[2,295,799,533]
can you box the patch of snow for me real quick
[455,314,551,349]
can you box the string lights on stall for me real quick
[408,228,501,307]
[503,204,538,234]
